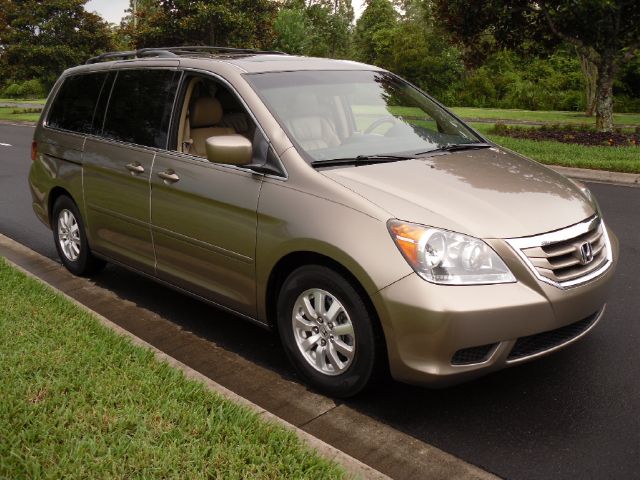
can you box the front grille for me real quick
[508,216,611,288]
[507,312,599,361]
[452,343,497,365]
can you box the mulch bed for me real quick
[494,126,639,147]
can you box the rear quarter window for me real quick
[47,73,109,133]
[102,69,180,149]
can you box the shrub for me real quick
[2,83,22,98]
[2,79,47,98]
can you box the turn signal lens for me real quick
[31,141,37,161]
[387,219,516,285]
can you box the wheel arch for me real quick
[48,186,76,228]
[264,251,382,332]
[264,250,391,383]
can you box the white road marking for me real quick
[0,142,13,147]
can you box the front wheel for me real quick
[52,195,105,276]
[277,265,382,397]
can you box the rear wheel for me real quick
[277,265,381,397]
[52,195,105,276]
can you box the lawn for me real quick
[0,106,42,122]
[0,98,46,104]
[451,107,640,127]
[471,123,640,174]
[0,259,345,480]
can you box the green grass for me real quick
[470,123,640,173]
[0,259,345,480]
[0,106,42,122]
[0,98,46,104]
[451,107,640,126]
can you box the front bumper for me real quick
[372,228,619,387]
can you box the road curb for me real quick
[0,234,390,480]
[549,165,640,186]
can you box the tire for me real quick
[52,195,105,276]
[277,265,382,397]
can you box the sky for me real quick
[85,0,365,25]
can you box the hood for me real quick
[321,147,595,239]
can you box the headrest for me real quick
[190,97,223,128]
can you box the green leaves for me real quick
[128,0,278,49]
[0,0,113,90]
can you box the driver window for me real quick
[176,75,256,157]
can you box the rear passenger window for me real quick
[48,73,108,133]
[102,69,180,148]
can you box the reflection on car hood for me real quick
[321,147,595,238]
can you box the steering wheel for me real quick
[363,116,399,135]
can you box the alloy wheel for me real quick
[291,288,356,376]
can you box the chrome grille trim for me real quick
[506,216,613,289]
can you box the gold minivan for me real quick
[29,47,618,396]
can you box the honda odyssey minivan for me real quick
[29,47,618,396]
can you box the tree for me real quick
[0,0,113,90]
[353,0,397,65]
[434,0,640,131]
[273,1,353,58]
[273,5,308,55]
[125,0,278,50]
[577,50,598,116]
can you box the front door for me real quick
[149,73,267,317]
[151,151,263,317]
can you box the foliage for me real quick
[353,0,397,65]
[0,0,114,91]
[273,1,353,58]
[273,6,308,55]
[450,49,585,111]
[433,0,640,130]
[350,0,464,100]
[125,0,278,49]
[1,79,47,98]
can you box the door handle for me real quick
[158,169,180,184]
[125,162,145,174]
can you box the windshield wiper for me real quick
[413,142,492,156]
[311,154,415,168]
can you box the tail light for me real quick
[31,141,37,161]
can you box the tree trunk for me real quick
[578,50,597,116]
[595,55,616,132]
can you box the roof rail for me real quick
[85,46,286,64]
[152,46,287,55]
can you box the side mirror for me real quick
[205,134,252,165]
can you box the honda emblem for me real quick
[579,242,594,265]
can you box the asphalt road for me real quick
[2,122,639,479]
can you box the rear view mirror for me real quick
[205,134,252,165]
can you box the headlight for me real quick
[388,220,516,285]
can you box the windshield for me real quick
[246,70,483,163]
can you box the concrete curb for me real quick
[549,165,640,186]
[0,237,390,480]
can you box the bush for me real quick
[615,95,640,114]
[2,79,47,98]
[2,83,22,98]
[447,49,587,111]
